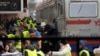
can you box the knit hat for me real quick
[79,40,87,47]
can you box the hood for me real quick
[41,22,46,27]
[26,45,35,50]
[66,44,72,51]
[79,40,87,47]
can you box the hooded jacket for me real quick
[52,44,72,56]
[79,40,90,56]
[24,45,37,56]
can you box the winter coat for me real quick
[52,44,72,56]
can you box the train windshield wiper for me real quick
[78,2,84,14]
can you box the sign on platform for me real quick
[0,0,23,13]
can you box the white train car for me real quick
[36,0,100,37]
[60,0,100,37]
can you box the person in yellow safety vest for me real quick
[15,40,22,51]
[22,30,30,38]
[24,45,37,56]
[26,19,31,30]
[26,19,37,30]
[21,27,30,38]
[7,34,15,38]
[32,20,37,28]
[7,27,17,38]
[46,40,72,56]
[7,30,15,38]
[16,18,22,27]
[37,49,45,56]
[79,40,90,56]
[79,49,90,56]
[23,17,28,23]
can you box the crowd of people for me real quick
[0,39,93,56]
[0,16,58,38]
[22,39,72,56]
[0,39,72,56]
[0,40,22,56]
[0,16,59,56]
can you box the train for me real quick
[36,0,100,37]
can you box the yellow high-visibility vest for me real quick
[22,31,30,38]
[25,49,37,56]
[37,50,45,56]
[15,40,21,50]
[79,49,90,56]
[17,20,21,27]
[29,19,33,24]
[34,23,37,27]
[26,23,36,29]
[31,23,37,28]
[7,34,15,38]
[29,19,37,28]
[26,23,30,29]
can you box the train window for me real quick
[70,2,97,18]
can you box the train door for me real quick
[56,0,67,37]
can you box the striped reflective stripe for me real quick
[79,49,90,56]
[66,20,91,25]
